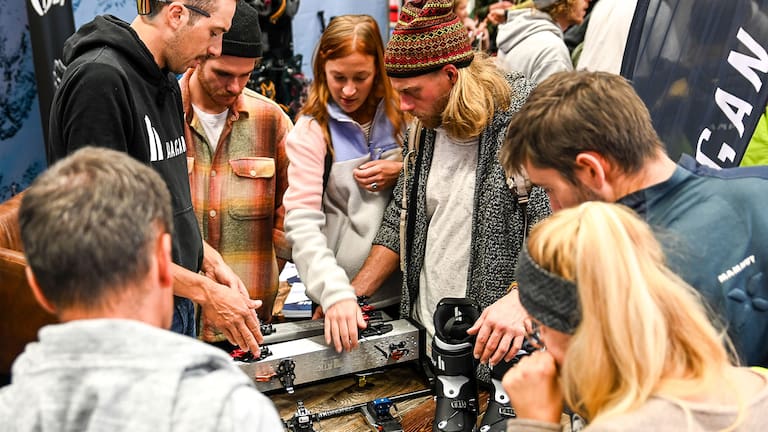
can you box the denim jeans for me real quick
[170,296,196,337]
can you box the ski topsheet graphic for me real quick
[623,0,768,168]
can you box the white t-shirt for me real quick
[415,128,479,349]
[576,0,637,73]
[192,104,228,153]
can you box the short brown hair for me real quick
[146,0,216,23]
[544,0,580,22]
[501,71,665,184]
[19,147,172,310]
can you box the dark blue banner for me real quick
[25,0,76,145]
[622,0,768,168]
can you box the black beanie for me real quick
[222,1,263,58]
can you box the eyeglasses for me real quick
[178,2,211,18]
[138,0,211,17]
[527,320,546,352]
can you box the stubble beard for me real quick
[415,91,450,130]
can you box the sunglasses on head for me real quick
[137,0,211,17]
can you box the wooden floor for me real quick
[270,362,573,431]
[265,311,571,431]
[271,362,489,431]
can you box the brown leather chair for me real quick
[0,192,56,385]
[0,192,23,250]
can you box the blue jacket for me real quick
[619,154,768,366]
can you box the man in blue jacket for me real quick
[502,70,768,366]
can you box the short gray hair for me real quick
[19,147,173,309]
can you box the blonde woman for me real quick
[504,201,768,431]
[283,15,405,353]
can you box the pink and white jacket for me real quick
[283,101,402,311]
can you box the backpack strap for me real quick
[322,149,332,192]
[322,123,334,192]
[507,167,533,238]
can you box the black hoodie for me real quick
[48,15,203,276]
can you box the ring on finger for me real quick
[371,182,378,191]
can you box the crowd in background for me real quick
[2,1,768,431]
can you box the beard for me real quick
[418,112,442,130]
[414,91,449,129]
[574,180,604,204]
[165,31,194,74]
[197,68,237,110]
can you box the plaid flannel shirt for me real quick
[180,70,292,328]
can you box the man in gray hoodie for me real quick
[0,147,283,431]
[496,0,590,84]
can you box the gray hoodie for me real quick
[496,9,573,84]
[0,319,283,432]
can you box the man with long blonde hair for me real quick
[349,1,551,430]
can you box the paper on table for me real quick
[279,262,311,318]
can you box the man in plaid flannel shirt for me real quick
[180,1,292,343]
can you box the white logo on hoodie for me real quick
[144,115,186,162]
[29,0,67,17]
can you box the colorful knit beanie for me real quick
[385,0,473,78]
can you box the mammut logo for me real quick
[144,115,186,162]
[718,255,756,283]
[29,0,67,17]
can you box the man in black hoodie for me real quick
[47,1,266,354]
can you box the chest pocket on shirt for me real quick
[228,157,275,220]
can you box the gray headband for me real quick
[533,0,560,8]
[515,247,581,334]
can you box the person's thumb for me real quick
[357,310,368,329]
